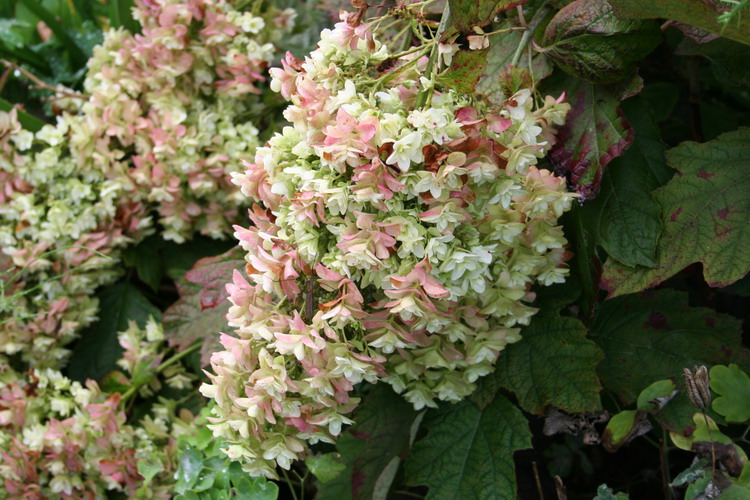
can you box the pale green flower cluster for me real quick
[117,317,195,398]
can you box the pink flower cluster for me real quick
[0,0,294,366]
[84,0,296,242]
[202,12,577,476]
[0,365,173,499]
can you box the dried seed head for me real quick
[683,365,712,409]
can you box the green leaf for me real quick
[437,49,489,94]
[306,454,346,484]
[318,384,417,500]
[163,247,245,366]
[476,21,552,105]
[594,484,630,500]
[232,476,278,500]
[710,364,750,423]
[607,0,750,46]
[589,289,743,432]
[0,19,35,48]
[601,410,640,452]
[67,282,160,382]
[601,128,750,297]
[316,434,365,500]
[405,393,531,500]
[448,0,526,33]
[109,0,140,34]
[582,98,672,268]
[636,379,677,412]
[162,236,235,281]
[176,443,204,493]
[122,235,165,291]
[541,0,660,83]
[639,82,680,124]
[17,0,87,66]
[137,456,164,485]
[547,73,641,200]
[484,312,603,414]
[676,38,750,88]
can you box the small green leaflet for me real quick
[711,364,750,423]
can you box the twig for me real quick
[1,59,85,100]
[511,5,550,68]
[532,461,545,500]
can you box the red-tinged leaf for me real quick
[437,48,489,94]
[448,0,527,33]
[541,0,661,84]
[608,0,750,46]
[601,128,750,298]
[476,21,552,105]
[548,74,642,200]
[163,246,245,366]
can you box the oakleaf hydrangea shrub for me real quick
[83,0,296,242]
[201,11,576,477]
[0,316,203,498]
[0,362,190,499]
[0,0,294,367]
[0,108,150,366]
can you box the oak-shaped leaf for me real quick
[405,393,531,500]
[478,312,603,414]
[589,289,743,433]
[710,364,750,423]
[541,0,660,84]
[601,128,750,297]
[608,0,750,46]
[582,98,672,268]
[163,246,245,366]
[547,73,641,200]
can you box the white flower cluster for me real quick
[201,11,576,477]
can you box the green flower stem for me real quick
[415,1,451,109]
[281,468,300,500]
[120,339,203,407]
[510,4,550,68]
